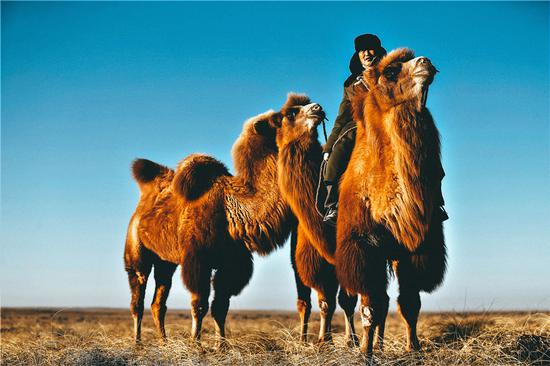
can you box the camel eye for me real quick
[285,109,297,119]
[383,64,401,82]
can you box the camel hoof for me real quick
[365,355,380,366]
[360,343,371,356]
[345,334,360,348]
[316,337,333,350]
[406,341,422,352]
[134,340,145,351]
[190,335,203,348]
[215,338,229,351]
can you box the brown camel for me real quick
[124,108,294,345]
[274,93,359,345]
[335,48,447,357]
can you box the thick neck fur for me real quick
[226,118,292,255]
[359,92,440,251]
[277,127,336,264]
[231,122,276,187]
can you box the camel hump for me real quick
[172,153,230,201]
[131,158,170,188]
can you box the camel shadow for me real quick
[430,315,490,347]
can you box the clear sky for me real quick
[1,2,549,311]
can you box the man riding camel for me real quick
[322,33,448,226]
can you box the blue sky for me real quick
[1,2,548,311]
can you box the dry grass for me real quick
[1,308,549,365]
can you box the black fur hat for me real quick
[354,34,382,52]
[346,34,387,84]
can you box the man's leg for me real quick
[323,126,356,225]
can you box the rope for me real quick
[315,159,328,218]
[331,125,357,149]
[421,85,429,108]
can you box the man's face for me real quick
[359,49,377,68]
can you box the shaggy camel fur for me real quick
[275,94,359,345]
[335,48,447,356]
[124,108,293,345]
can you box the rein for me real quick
[321,116,328,142]
[421,86,429,108]
[314,116,329,218]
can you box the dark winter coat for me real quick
[323,74,368,154]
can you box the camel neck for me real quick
[278,133,336,263]
[374,101,438,251]
[228,146,292,255]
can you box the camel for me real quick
[335,48,447,357]
[274,93,359,345]
[124,107,295,345]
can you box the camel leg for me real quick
[127,263,152,343]
[359,293,388,358]
[358,252,389,358]
[394,219,447,352]
[210,290,230,349]
[316,287,337,345]
[314,255,338,346]
[124,222,154,344]
[395,260,422,351]
[211,245,253,348]
[190,292,209,341]
[291,226,312,342]
[182,249,212,341]
[297,293,312,343]
[397,290,421,351]
[151,260,177,342]
[338,288,359,347]
[375,293,390,351]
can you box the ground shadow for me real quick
[431,317,489,346]
[505,334,550,365]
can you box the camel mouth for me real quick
[309,110,326,120]
[413,66,437,86]
[413,70,432,77]
[307,110,326,128]
[414,66,437,77]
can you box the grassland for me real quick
[1,308,549,365]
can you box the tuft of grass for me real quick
[1,309,549,365]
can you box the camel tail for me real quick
[131,158,170,190]
[172,153,230,201]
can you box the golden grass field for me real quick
[1,308,549,365]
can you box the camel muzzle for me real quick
[304,103,325,126]
[411,56,437,86]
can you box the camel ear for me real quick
[253,119,271,135]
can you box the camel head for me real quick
[274,93,326,148]
[361,48,437,112]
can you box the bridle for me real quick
[421,85,429,108]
